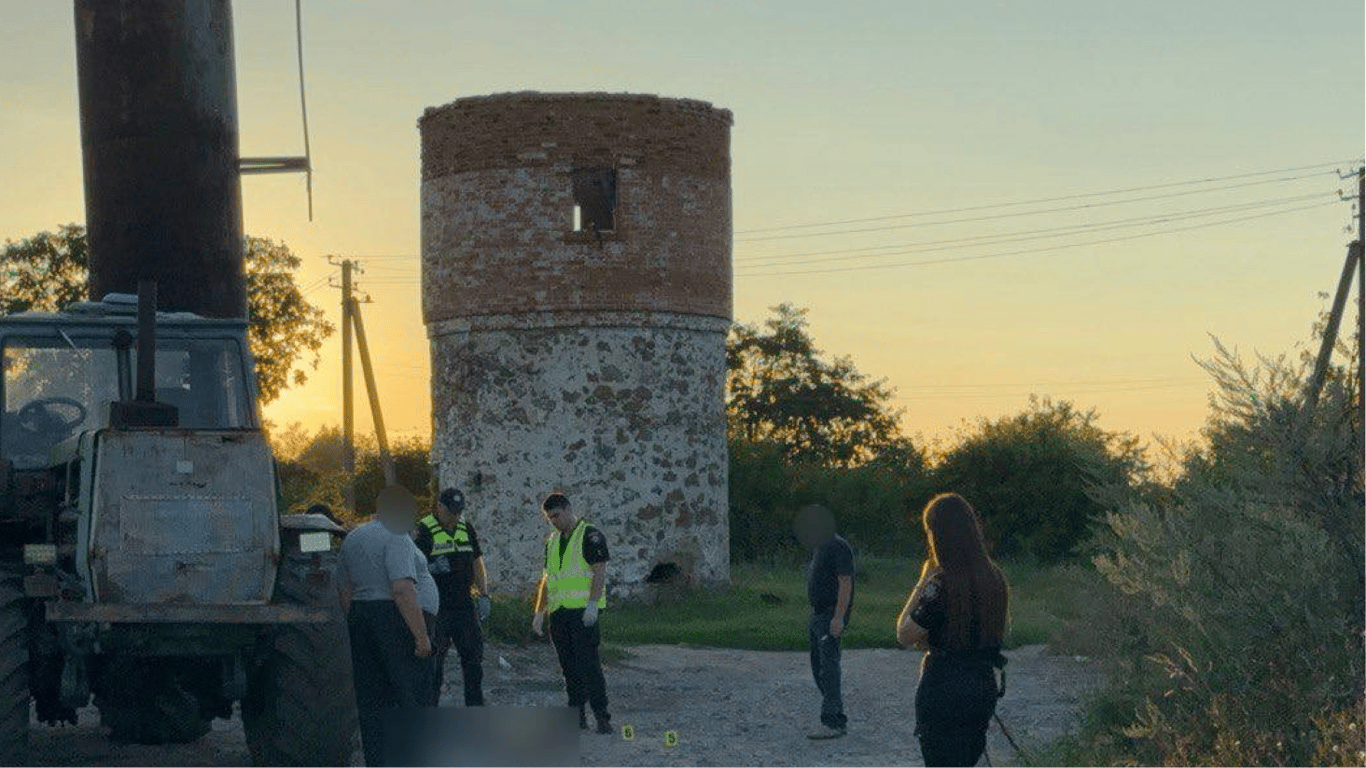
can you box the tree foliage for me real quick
[271,422,433,524]
[0,225,333,404]
[934,397,1149,563]
[1083,338,1364,766]
[727,436,932,563]
[727,304,902,467]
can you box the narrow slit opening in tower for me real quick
[571,168,616,233]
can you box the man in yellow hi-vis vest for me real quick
[530,492,612,733]
[415,488,490,707]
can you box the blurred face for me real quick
[794,506,836,551]
[376,489,417,534]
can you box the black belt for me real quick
[928,647,1008,698]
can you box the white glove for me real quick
[477,594,492,623]
[531,611,545,636]
[582,602,599,627]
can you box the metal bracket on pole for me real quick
[238,156,310,175]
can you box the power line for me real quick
[736,191,1336,268]
[737,199,1341,278]
[737,170,1338,242]
[906,376,1207,390]
[736,159,1360,235]
[892,380,1209,402]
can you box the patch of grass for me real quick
[999,560,1115,653]
[603,557,1107,652]
[480,558,1110,654]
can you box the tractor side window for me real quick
[1,338,118,467]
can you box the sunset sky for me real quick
[2,1,1361,455]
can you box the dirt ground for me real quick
[28,641,1102,766]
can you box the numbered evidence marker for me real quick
[621,724,634,741]
[665,731,679,747]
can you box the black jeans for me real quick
[431,602,485,706]
[915,653,999,767]
[548,607,609,723]
[347,601,436,767]
[808,611,847,730]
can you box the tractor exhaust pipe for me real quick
[136,280,157,404]
[109,281,178,429]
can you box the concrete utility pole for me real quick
[341,259,356,514]
[351,298,396,486]
[74,0,247,318]
[1356,167,1364,433]
[1306,242,1361,414]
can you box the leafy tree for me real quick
[727,436,932,562]
[933,397,1148,563]
[1083,337,1363,766]
[0,224,333,404]
[272,423,433,524]
[727,304,903,467]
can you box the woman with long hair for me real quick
[897,493,1009,767]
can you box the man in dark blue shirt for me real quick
[796,504,855,740]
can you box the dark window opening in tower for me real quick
[571,168,616,233]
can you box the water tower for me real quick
[419,91,733,597]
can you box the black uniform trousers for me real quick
[347,600,437,767]
[547,607,609,725]
[914,652,1000,767]
[430,601,485,706]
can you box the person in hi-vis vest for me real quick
[415,488,490,707]
[530,492,612,733]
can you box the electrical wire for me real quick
[737,199,1341,278]
[907,376,1206,390]
[737,191,1336,268]
[737,171,1338,242]
[736,160,1360,235]
[893,380,1209,402]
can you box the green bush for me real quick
[270,423,434,523]
[933,397,1149,563]
[727,437,933,562]
[1078,340,1365,766]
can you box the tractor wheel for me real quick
[95,659,212,744]
[0,574,30,764]
[243,549,358,766]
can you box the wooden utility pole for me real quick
[1356,167,1364,434]
[1306,242,1361,413]
[1307,167,1366,419]
[351,298,396,486]
[340,259,356,514]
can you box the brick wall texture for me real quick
[420,92,733,598]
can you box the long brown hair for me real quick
[922,493,1008,651]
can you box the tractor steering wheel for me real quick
[16,397,88,439]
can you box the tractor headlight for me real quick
[23,544,57,566]
[298,531,331,554]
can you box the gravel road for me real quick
[27,641,1101,766]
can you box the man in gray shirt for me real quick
[338,485,439,766]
